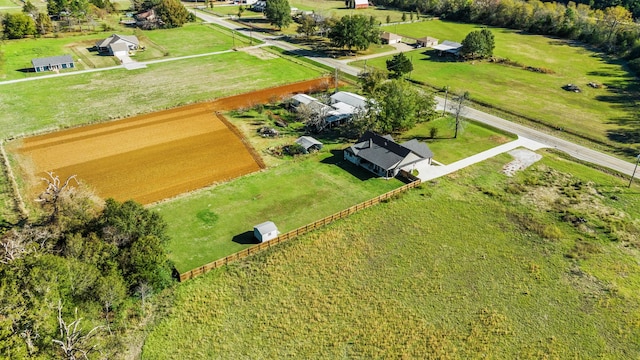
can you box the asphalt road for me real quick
[192,10,639,176]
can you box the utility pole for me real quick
[442,85,449,117]
[334,67,339,92]
[232,30,236,50]
[629,154,640,187]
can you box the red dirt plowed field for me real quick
[13,77,331,204]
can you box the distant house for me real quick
[288,91,372,128]
[381,32,402,45]
[251,0,266,11]
[295,136,323,153]
[432,40,462,55]
[416,36,438,48]
[254,221,279,242]
[344,131,433,178]
[135,9,159,28]
[352,0,369,8]
[330,91,367,110]
[95,34,140,56]
[32,55,74,73]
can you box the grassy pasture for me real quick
[290,0,410,23]
[143,151,640,358]
[350,20,640,159]
[0,50,323,139]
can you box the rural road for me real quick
[192,10,639,177]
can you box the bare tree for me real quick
[53,301,103,360]
[36,172,78,225]
[0,225,56,264]
[135,282,153,316]
[449,91,470,139]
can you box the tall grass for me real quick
[143,151,640,358]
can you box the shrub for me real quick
[429,126,438,138]
[628,58,640,76]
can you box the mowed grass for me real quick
[0,22,253,80]
[350,20,640,157]
[155,151,403,272]
[143,151,640,358]
[0,50,324,138]
[291,0,410,23]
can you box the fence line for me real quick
[0,141,28,219]
[178,179,421,281]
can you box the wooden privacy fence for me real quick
[178,179,422,281]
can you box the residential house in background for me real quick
[416,36,438,48]
[352,0,369,9]
[289,91,371,128]
[95,34,140,56]
[381,32,402,44]
[344,131,433,178]
[31,55,75,72]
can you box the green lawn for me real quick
[0,50,323,139]
[350,20,640,159]
[156,151,404,273]
[143,150,640,358]
[0,22,256,80]
[290,0,413,23]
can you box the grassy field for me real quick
[0,22,255,80]
[350,20,640,159]
[0,50,324,139]
[143,150,640,358]
[155,151,404,273]
[290,0,412,23]
[157,101,516,272]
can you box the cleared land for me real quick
[9,78,331,205]
[350,20,640,159]
[144,151,640,358]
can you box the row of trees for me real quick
[0,174,174,358]
[369,0,638,55]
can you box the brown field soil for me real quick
[10,77,332,204]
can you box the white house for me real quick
[95,34,140,56]
[330,91,368,110]
[254,221,279,242]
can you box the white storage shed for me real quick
[254,221,279,242]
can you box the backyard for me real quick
[143,150,640,358]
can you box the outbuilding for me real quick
[381,32,402,45]
[254,221,279,242]
[295,136,323,153]
[416,36,438,48]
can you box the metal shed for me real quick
[254,221,279,242]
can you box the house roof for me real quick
[401,139,434,159]
[291,93,317,105]
[381,32,402,41]
[109,42,129,53]
[354,0,368,5]
[295,136,322,150]
[96,34,139,48]
[330,91,367,109]
[254,221,277,234]
[330,101,356,115]
[348,131,432,171]
[432,40,462,53]
[32,55,74,68]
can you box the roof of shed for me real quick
[254,221,277,234]
[295,136,322,150]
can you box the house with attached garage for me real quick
[344,131,433,178]
[95,34,140,56]
[31,55,75,72]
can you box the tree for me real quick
[355,79,436,134]
[386,14,391,23]
[296,14,317,38]
[450,91,470,138]
[36,172,78,226]
[155,0,190,28]
[402,12,407,21]
[358,67,387,95]
[2,13,36,39]
[602,6,633,51]
[386,52,413,79]
[22,0,38,16]
[53,301,103,360]
[460,28,495,59]
[237,5,245,18]
[35,12,54,35]
[264,0,292,30]
[328,14,380,53]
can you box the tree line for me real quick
[0,174,174,358]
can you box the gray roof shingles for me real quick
[32,55,74,68]
[348,131,432,171]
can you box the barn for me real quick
[254,221,279,242]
